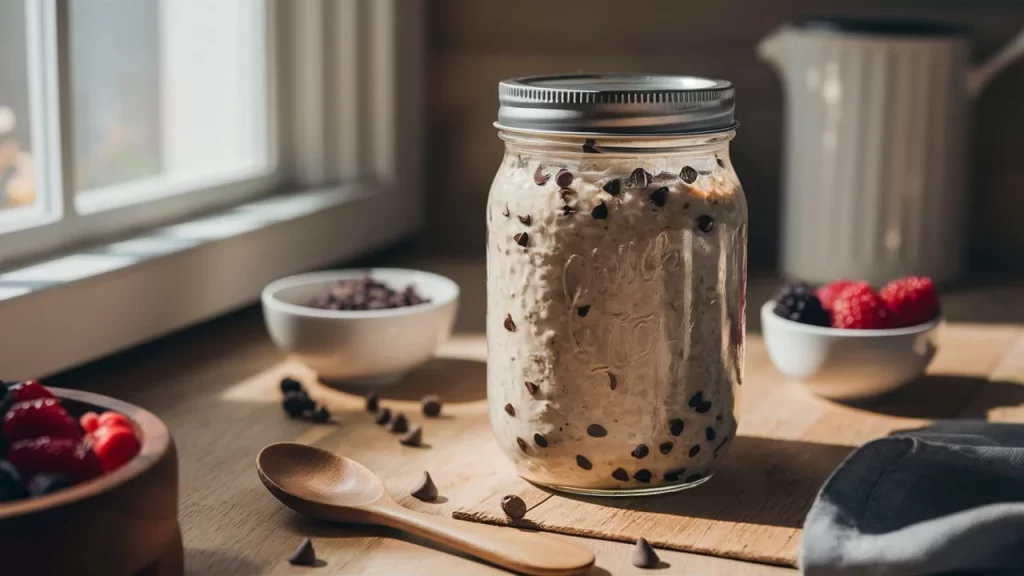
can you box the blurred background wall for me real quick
[424,0,1024,274]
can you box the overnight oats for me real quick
[486,75,747,495]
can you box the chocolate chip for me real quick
[680,165,698,183]
[685,473,704,483]
[280,377,303,394]
[504,314,516,332]
[516,437,528,453]
[524,381,539,395]
[422,395,442,417]
[664,468,686,482]
[502,205,510,218]
[375,407,392,425]
[650,187,668,207]
[696,401,712,414]
[501,494,527,520]
[582,139,598,153]
[288,537,317,566]
[559,188,577,203]
[602,179,621,196]
[705,427,716,442]
[591,202,608,220]
[659,442,673,455]
[283,391,314,418]
[608,372,618,390]
[388,413,409,434]
[632,444,649,459]
[310,274,430,310]
[365,391,380,412]
[561,205,577,216]
[654,171,677,181]
[628,168,652,188]
[533,166,550,185]
[633,469,652,483]
[410,471,438,501]
[527,433,546,449]
[577,305,591,317]
[514,232,529,247]
[587,424,607,438]
[689,444,701,457]
[517,214,532,226]
[688,392,704,408]
[696,215,714,234]
[576,455,593,470]
[632,537,660,568]
[400,425,423,447]
[669,418,684,436]
[504,403,516,417]
[716,157,726,168]
[612,467,629,482]
[555,169,574,187]
[312,406,331,423]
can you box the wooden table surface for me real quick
[49,259,1024,575]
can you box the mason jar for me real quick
[486,75,747,495]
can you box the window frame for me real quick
[0,0,425,378]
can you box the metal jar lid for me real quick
[497,74,736,135]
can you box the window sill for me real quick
[0,183,420,378]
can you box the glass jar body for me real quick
[486,131,748,495]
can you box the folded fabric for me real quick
[802,421,1024,576]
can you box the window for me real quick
[0,0,280,265]
[0,0,425,378]
[70,0,269,211]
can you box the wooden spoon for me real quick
[257,442,595,576]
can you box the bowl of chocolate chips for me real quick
[261,269,459,384]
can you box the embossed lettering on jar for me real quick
[487,75,748,496]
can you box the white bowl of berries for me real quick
[0,380,179,575]
[262,268,460,384]
[761,276,943,401]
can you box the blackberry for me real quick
[773,283,830,326]
[0,460,27,502]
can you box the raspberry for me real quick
[96,411,133,431]
[3,398,84,443]
[7,436,103,483]
[92,426,140,472]
[8,380,54,404]
[831,284,892,329]
[80,411,100,434]
[772,283,830,326]
[816,280,866,312]
[880,276,939,327]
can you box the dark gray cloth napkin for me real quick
[801,421,1024,576]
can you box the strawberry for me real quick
[96,411,133,431]
[92,426,140,472]
[880,276,939,327]
[831,283,892,329]
[7,436,103,483]
[79,412,100,434]
[7,380,54,404]
[3,398,83,443]
[816,280,866,312]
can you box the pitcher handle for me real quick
[967,27,1024,98]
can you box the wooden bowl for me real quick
[0,387,181,576]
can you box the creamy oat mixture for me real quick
[487,150,747,491]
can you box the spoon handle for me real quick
[374,504,595,576]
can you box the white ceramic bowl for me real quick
[262,268,459,384]
[760,301,942,401]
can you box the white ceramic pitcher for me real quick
[759,19,1024,285]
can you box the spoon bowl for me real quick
[257,442,595,576]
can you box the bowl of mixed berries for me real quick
[0,380,179,575]
[761,276,942,400]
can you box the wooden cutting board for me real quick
[233,322,1024,569]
